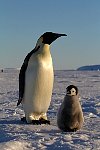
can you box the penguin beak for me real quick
[51,33,67,44]
[42,32,67,45]
[56,33,67,37]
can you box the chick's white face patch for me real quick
[70,88,76,96]
[67,88,76,96]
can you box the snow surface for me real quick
[0,70,100,150]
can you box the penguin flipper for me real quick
[17,98,22,106]
[18,59,28,106]
[19,46,40,106]
[21,117,27,123]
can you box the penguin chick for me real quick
[57,85,84,132]
[17,32,67,124]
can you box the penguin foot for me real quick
[32,118,50,125]
[40,118,50,125]
[32,120,41,125]
[21,117,50,125]
[63,128,77,132]
[21,117,41,124]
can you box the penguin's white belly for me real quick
[23,60,54,117]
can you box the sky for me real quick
[0,0,100,70]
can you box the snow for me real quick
[0,70,100,150]
[77,65,100,71]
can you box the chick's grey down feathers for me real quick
[57,94,84,132]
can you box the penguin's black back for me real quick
[18,46,40,105]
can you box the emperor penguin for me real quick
[17,32,67,124]
[57,85,84,132]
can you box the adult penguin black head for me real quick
[41,32,67,45]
